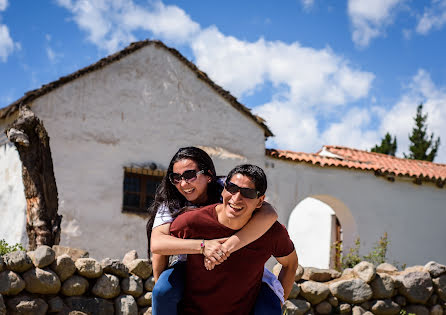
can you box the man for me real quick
[170,164,298,314]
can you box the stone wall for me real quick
[1,245,445,314]
[278,260,446,315]
[0,246,154,314]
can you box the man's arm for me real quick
[276,250,298,301]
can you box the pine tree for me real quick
[404,104,440,162]
[371,132,397,156]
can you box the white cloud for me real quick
[0,24,14,62]
[379,69,446,162]
[301,0,315,10]
[416,0,446,35]
[348,0,405,47]
[56,0,199,53]
[0,0,7,11]
[45,33,63,63]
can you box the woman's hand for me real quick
[203,238,230,266]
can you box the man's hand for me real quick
[202,238,230,270]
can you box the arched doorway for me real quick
[287,195,356,269]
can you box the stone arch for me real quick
[287,195,357,269]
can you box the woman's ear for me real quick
[256,195,265,209]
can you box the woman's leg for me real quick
[151,261,186,315]
[253,282,282,315]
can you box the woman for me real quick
[147,147,283,314]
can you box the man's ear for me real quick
[255,195,265,209]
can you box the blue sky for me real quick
[1,0,446,162]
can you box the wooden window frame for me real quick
[122,167,165,214]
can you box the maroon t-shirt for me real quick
[170,204,295,315]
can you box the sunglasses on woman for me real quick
[224,181,261,199]
[169,169,206,184]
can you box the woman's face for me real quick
[172,158,211,204]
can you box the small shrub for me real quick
[334,232,392,270]
[0,239,25,256]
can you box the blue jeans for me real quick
[152,262,282,315]
[151,261,186,315]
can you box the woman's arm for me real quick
[152,253,169,282]
[151,223,228,264]
[224,201,278,253]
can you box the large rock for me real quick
[329,279,373,304]
[137,292,152,307]
[123,250,138,266]
[0,294,5,315]
[283,299,310,315]
[127,259,152,279]
[92,274,121,299]
[302,267,332,282]
[371,273,395,299]
[376,263,398,273]
[51,254,76,281]
[339,303,351,313]
[405,304,429,315]
[52,245,89,261]
[432,274,446,301]
[115,295,138,315]
[352,305,372,315]
[315,301,332,314]
[23,267,61,294]
[397,271,433,303]
[299,281,330,304]
[288,282,300,299]
[144,277,155,292]
[353,261,376,283]
[424,261,446,278]
[328,296,338,307]
[101,258,129,278]
[370,299,400,315]
[6,296,48,315]
[0,257,4,273]
[394,295,406,306]
[48,296,64,313]
[0,271,25,295]
[61,275,89,296]
[121,275,143,297]
[430,304,443,315]
[75,258,103,278]
[3,251,33,273]
[295,265,304,281]
[31,245,56,268]
[64,296,114,315]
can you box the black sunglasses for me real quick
[169,169,206,184]
[224,181,261,199]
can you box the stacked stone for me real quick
[281,261,446,315]
[0,246,155,315]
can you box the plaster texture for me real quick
[0,142,27,246]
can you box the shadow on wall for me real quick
[287,195,357,269]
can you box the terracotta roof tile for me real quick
[0,40,273,137]
[267,145,446,185]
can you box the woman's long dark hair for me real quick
[146,147,222,256]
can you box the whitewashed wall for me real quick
[0,142,27,246]
[265,157,446,267]
[3,45,266,259]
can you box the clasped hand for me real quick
[202,238,230,270]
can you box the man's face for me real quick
[221,173,265,221]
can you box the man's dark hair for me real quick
[226,164,267,196]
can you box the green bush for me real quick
[0,239,25,256]
[334,232,391,270]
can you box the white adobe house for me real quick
[1,40,445,268]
